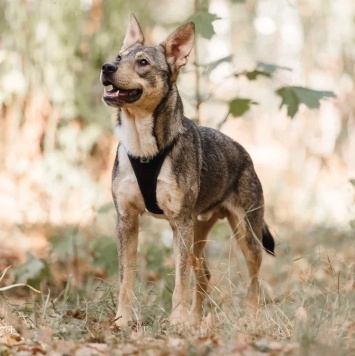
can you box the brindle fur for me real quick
[101,14,275,328]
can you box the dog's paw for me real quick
[113,310,133,329]
[169,306,191,328]
[190,313,202,326]
[245,278,274,314]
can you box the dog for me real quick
[100,14,275,328]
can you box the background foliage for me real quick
[0,0,354,353]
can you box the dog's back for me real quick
[197,123,260,213]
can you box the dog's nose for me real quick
[102,62,117,74]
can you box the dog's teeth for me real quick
[105,85,114,91]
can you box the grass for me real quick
[0,217,354,355]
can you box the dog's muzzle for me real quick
[100,62,143,105]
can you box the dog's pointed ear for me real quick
[160,22,195,80]
[122,14,144,50]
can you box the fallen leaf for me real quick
[188,253,201,271]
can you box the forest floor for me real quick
[0,216,354,355]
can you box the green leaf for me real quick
[204,55,233,75]
[292,86,336,109]
[256,62,292,73]
[229,98,258,117]
[188,12,220,39]
[235,62,291,81]
[235,69,272,80]
[276,86,336,118]
[246,70,271,80]
[276,87,299,118]
[15,253,49,287]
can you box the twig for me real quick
[0,283,41,293]
[217,111,231,130]
[194,0,201,124]
[0,266,41,294]
[0,266,11,283]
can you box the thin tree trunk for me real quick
[194,0,201,124]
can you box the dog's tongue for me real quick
[118,88,130,97]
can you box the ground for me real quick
[0,215,354,355]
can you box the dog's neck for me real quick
[117,84,184,158]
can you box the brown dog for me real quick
[100,14,275,327]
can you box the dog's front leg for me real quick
[169,216,194,326]
[115,213,139,328]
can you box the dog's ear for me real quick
[160,22,195,80]
[122,14,145,50]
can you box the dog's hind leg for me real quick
[226,207,263,308]
[190,213,219,322]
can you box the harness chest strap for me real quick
[127,142,175,215]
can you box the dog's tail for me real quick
[262,223,275,256]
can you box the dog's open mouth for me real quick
[103,83,142,104]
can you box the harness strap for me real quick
[127,142,175,215]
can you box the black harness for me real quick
[127,142,175,215]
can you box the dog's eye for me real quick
[116,55,122,61]
[139,59,149,66]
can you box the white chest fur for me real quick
[112,145,145,214]
[116,111,158,158]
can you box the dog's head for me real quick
[100,14,195,109]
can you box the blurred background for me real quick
[0,0,354,293]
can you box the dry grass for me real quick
[0,217,354,355]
